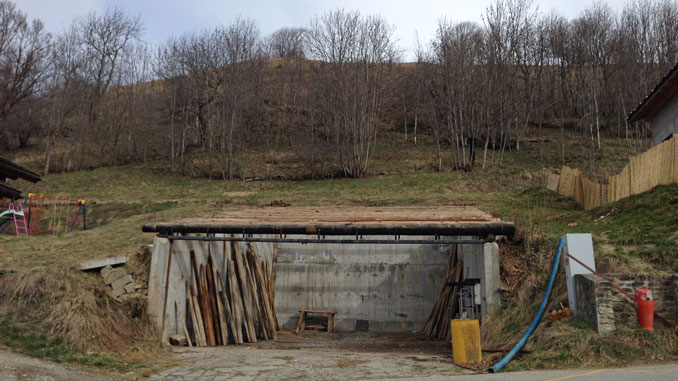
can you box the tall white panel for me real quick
[562,233,595,316]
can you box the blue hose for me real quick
[489,238,564,373]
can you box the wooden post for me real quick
[175,300,193,347]
[227,259,245,344]
[250,245,277,339]
[191,251,216,346]
[263,261,279,330]
[209,252,229,345]
[295,307,305,333]
[205,243,222,345]
[187,280,206,346]
[205,261,222,345]
[160,240,174,343]
[328,313,335,333]
[217,270,237,344]
[245,252,268,340]
[232,240,257,342]
[200,264,217,346]
[272,236,278,301]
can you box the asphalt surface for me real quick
[440,363,678,380]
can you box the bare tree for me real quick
[0,0,50,149]
[307,9,399,177]
[43,24,84,174]
[265,27,308,147]
[268,27,306,58]
[215,18,262,180]
[431,20,486,170]
[6,0,678,180]
[74,7,142,168]
[155,18,262,179]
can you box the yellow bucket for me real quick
[451,319,481,364]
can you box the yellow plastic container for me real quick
[451,319,482,364]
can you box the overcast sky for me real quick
[17,0,625,59]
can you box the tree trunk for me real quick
[43,132,54,176]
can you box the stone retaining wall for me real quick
[575,273,678,334]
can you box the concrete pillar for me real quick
[147,236,170,332]
[454,239,500,319]
[481,242,500,316]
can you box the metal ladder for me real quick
[9,202,28,236]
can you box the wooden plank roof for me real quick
[142,206,514,237]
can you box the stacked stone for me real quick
[101,265,141,301]
[575,273,678,334]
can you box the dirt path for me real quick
[150,346,469,380]
[149,331,471,380]
[0,349,117,381]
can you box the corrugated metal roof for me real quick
[627,62,678,123]
[0,156,41,183]
[0,183,22,200]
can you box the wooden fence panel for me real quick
[552,134,677,209]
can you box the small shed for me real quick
[628,62,678,146]
[143,206,515,339]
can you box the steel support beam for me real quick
[163,234,488,245]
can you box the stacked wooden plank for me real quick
[424,244,462,340]
[182,241,278,346]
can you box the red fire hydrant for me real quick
[634,288,654,331]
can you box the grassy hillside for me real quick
[0,130,676,373]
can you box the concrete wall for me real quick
[147,235,501,338]
[575,273,678,335]
[274,235,451,331]
[651,92,678,145]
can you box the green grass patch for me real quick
[490,183,678,273]
[0,314,142,373]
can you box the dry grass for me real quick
[0,248,163,369]
[0,130,673,372]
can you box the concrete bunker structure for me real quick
[142,206,514,340]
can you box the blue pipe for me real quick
[489,238,564,373]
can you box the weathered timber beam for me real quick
[163,235,488,245]
[142,221,514,237]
